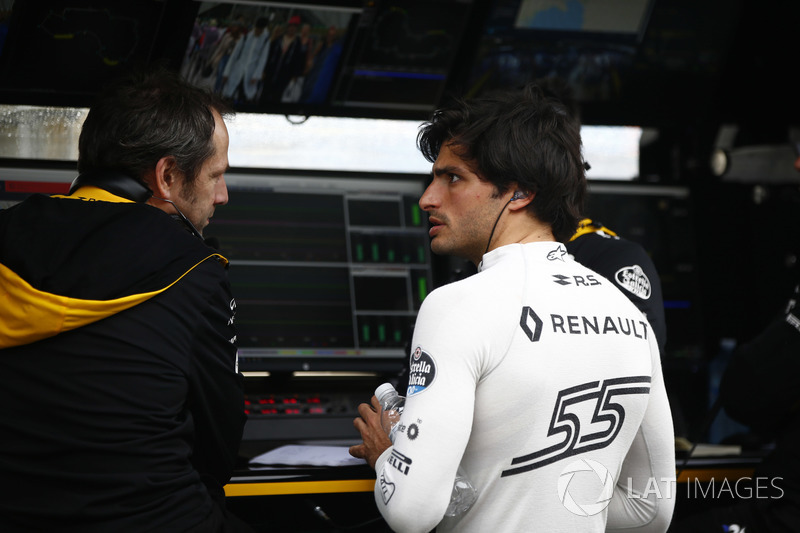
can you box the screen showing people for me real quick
[180,1,355,108]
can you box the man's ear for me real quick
[508,191,534,211]
[147,156,180,200]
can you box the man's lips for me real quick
[428,216,445,237]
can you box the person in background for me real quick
[209,24,245,94]
[221,16,271,103]
[0,66,250,532]
[261,15,305,103]
[667,151,800,533]
[537,76,667,352]
[537,79,683,443]
[349,83,675,532]
[300,25,343,104]
[567,218,666,354]
[564,215,690,503]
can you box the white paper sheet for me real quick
[249,444,367,467]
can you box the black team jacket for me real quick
[0,185,246,532]
[566,218,667,354]
[718,285,800,531]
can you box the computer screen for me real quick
[179,0,361,113]
[455,0,739,126]
[460,0,652,108]
[0,0,477,121]
[328,0,475,117]
[204,170,432,373]
[181,0,476,120]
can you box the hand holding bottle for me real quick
[375,383,477,517]
[349,394,393,469]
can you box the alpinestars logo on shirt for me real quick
[547,245,567,261]
[501,376,651,477]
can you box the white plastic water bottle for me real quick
[376,382,405,441]
[374,383,477,517]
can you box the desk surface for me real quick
[228,440,373,496]
[226,443,765,497]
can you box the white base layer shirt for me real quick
[374,242,675,533]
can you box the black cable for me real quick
[484,196,516,256]
[313,505,386,531]
[151,195,204,240]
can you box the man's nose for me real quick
[215,176,229,205]
[419,181,440,211]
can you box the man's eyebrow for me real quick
[432,164,466,176]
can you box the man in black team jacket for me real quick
[566,218,666,355]
[535,78,667,353]
[666,152,800,533]
[0,67,249,532]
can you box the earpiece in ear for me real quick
[512,190,528,200]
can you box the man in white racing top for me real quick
[349,83,675,533]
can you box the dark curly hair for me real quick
[417,83,586,242]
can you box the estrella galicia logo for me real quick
[407,347,436,396]
[520,306,543,342]
[547,244,567,261]
[501,376,651,477]
[615,265,652,300]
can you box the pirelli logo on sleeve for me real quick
[388,449,412,475]
[520,306,649,342]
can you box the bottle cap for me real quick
[375,382,397,401]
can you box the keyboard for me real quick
[242,392,363,442]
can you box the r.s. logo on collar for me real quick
[547,244,567,261]
[407,347,436,397]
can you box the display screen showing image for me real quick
[513,0,650,34]
[463,0,737,126]
[180,1,358,110]
[330,0,475,114]
[466,0,652,108]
